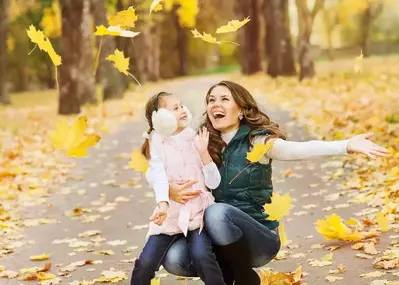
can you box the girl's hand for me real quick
[149,201,168,225]
[346,133,390,159]
[194,127,210,155]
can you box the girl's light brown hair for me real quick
[141,92,172,159]
[203,80,286,166]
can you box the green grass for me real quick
[7,89,58,107]
[198,64,240,75]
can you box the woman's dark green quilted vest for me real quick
[212,124,279,230]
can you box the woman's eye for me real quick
[209,99,215,103]
[222,98,228,101]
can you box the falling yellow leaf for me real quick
[30,253,50,261]
[264,192,292,221]
[376,212,389,232]
[316,214,363,241]
[202,32,218,44]
[26,25,61,66]
[246,141,274,163]
[354,50,363,73]
[95,25,121,36]
[108,6,138,28]
[191,28,202,38]
[190,29,239,46]
[151,278,160,285]
[278,222,287,246]
[107,25,140,38]
[49,116,100,157]
[216,17,251,33]
[106,49,130,75]
[150,0,162,13]
[129,149,149,173]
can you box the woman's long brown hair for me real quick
[203,80,286,166]
[141,92,172,159]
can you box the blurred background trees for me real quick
[1,0,398,113]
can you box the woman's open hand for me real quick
[346,133,389,159]
[169,180,200,204]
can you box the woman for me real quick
[146,81,389,285]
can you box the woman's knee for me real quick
[204,203,234,227]
[204,203,242,245]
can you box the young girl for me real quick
[130,92,225,285]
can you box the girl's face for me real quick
[162,95,189,132]
[206,85,241,134]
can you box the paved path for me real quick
[1,75,395,285]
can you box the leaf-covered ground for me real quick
[0,57,398,285]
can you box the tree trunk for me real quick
[296,0,324,81]
[147,25,161,81]
[360,7,371,57]
[0,0,10,105]
[173,7,188,76]
[92,0,125,101]
[58,0,84,114]
[264,0,296,77]
[237,0,262,75]
[115,0,130,90]
[79,0,97,104]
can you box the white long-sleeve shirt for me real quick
[146,129,349,203]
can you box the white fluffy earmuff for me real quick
[152,108,178,136]
[151,92,193,136]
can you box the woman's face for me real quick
[206,85,241,134]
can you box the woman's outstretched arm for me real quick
[262,133,389,161]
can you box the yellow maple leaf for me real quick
[202,32,218,44]
[191,28,202,38]
[108,6,138,29]
[316,214,363,241]
[150,0,163,13]
[354,50,363,73]
[106,49,130,75]
[49,116,101,157]
[95,25,121,36]
[376,212,389,232]
[108,25,141,38]
[30,253,50,261]
[129,149,149,173]
[26,25,61,66]
[264,192,292,221]
[246,141,274,163]
[216,17,251,34]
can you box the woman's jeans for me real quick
[162,203,281,276]
[130,228,225,285]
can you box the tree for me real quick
[59,0,96,114]
[173,7,188,76]
[0,0,10,105]
[236,0,263,75]
[92,0,125,101]
[321,1,339,60]
[359,1,383,57]
[264,0,296,77]
[296,0,324,80]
